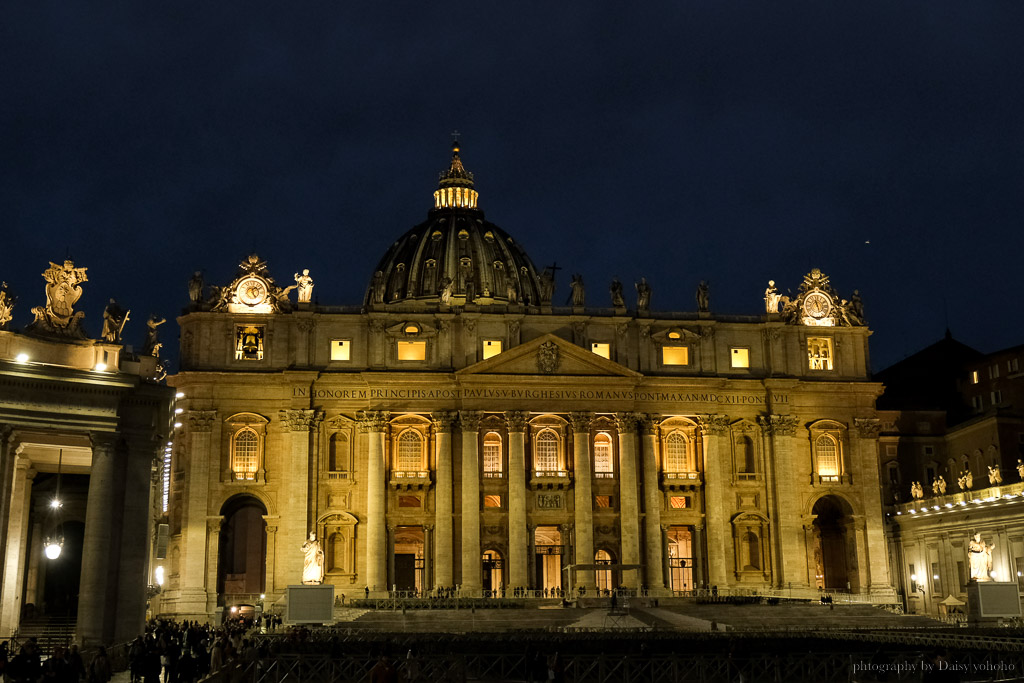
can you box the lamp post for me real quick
[44,449,65,560]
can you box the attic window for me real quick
[458,229,469,240]
[484,231,495,241]
[425,259,437,269]
[668,331,681,340]
[431,231,443,241]
[404,324,420,335]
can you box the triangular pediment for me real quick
[456,333,641,378]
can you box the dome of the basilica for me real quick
[365,144,546,308]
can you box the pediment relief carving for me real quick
[317,510,359,526]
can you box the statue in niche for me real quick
[439,277,453,305]
[764,280,781,314]
[371,271,386,304]
[1017,459,1024,480]
[696,281,710,312]
[988,465,1002,485]
[539,266,556,305]
[28,260,89,338]
[609,278,625,308]
[188,271,204,305]
[301,532,325,585]
[934,475,947,496]
[968,533,995,582]
[0,282,15,329]
[294,269,314,303]
[143,314,166,357]
[101,299,129,343]
[635,277,651,312]
[570,274,585,307]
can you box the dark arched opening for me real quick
[812,495,855,592]
[217,496,267,598]
[42,521,85,616]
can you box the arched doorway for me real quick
[666,527,694,592]
[811,495,855,592]
[218,496,267,599]
[595,549,614,594]
[534,526,563,593]
[482,550,503,595]
[393,527,424,593]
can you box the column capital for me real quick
[636,413,657,436]
[187,410,217,432]
[758,414,799,437]
[264,525,278,534]
[430,411,457,433]
[280,409,324,432]
[854,417,881,440]
[387,525,397,533]
[459,411,482,432]
[660,524,671,532]
[207,517,224,532]
[567,412,594,433]
[358,410,390,433]
[423,523,434,532]
[614,413,637,434]
[90,431,119,452]
[696,414,730,435]
[504,411,528,433]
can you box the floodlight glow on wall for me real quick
[15,353,29,363]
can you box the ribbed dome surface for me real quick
[365,145,544,307]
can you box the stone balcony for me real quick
[530,470,571,491]
[661,471,702,491]
[894,480,1024,518]
[389,470,432,491]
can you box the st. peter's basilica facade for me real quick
[158,145,894,620]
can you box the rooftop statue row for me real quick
[2,259,166,358]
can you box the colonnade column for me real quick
[361,411,389,593]
[0,456,35,638]
[431,412,454,589]
[853,418,892,595]
[569,412,595,591]
[698,414,730,588]
[280,409,323,584]
[759,414,805,588]
[505,411,528,591]
[638,414,665,592]
[114,432,160,643]
[180,411,216,616]
[459,411,482,593]
[77,434,121,646]
[614,413,640,588]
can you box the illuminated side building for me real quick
[159,145,893,620]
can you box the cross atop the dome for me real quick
[451,130,461,144]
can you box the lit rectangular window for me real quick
[662,346,689,366]
[330,339,351,361]
[235,325,265,361]
[397,341,426,361]
[807,337,834,370]
[591,342,610,359]
[670,496,688,509]
[971,370,979,384]
[484,494,502,508]
[730,348,749,368]
[482,340,503,359]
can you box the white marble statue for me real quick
[764,280,782,314]
[968,533,995,582]
[294,269,314,303]
[301,532,325,584]
[988,465,1002,485]
[1017,459,1024,481]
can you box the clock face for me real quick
[236,277,268,306]
[803,291,831,319]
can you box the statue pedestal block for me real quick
[286,585,335,624]
[967,581,1021,624]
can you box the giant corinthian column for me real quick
[459,411,482,593]
[569,412,595,591]
[361,411,389,593]
[431,412,455,588]
[505,411,528,591]
[615,413,641,587]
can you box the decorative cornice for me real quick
[567,412,593,433]
[854,417,881,440]
[504,410,528,433]
[459,410,482,432]
[187,410,217,432]
[280,409,324,432]
[430,411,456,433]
[614,412,637,434]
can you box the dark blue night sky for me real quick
[3,2,1023,373]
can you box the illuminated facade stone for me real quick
[158,146,894,619]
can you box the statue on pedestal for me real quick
[294,269,314,303]
[539,266,556,305]
[143,314,166,357]
[635,277,651,312]
[506,277,519,304]
[988,465,1002,485]
[301,532,325,585]
[609,278,625,308]
[1017,459,1024,481]
[371,271,386,304]
[0,282,15,329]
[849,290,865,323]
[570,274,585,307]
[696,281,710,312]
[910,481,924,500]
[101,299,129,343]
[188,272,204,305]
[27,260,89,339]
[439,277,454,305]
[934,475,947,496]
[968,533,995,582]
[764,280,781,314]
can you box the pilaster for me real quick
[179,411,216,616]
[853,417,893,595]
[760,414,806,588]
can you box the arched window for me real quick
[744,531,761,570]
[815,434,839,477]
[594,433,613,476]
[231,428,259,480]
[736,436,755,474]
[397,430,423,471]
[665,431,689,472]
[483,432,502,476]
[535,430,559,473]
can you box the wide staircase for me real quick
[14,614,76,656]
